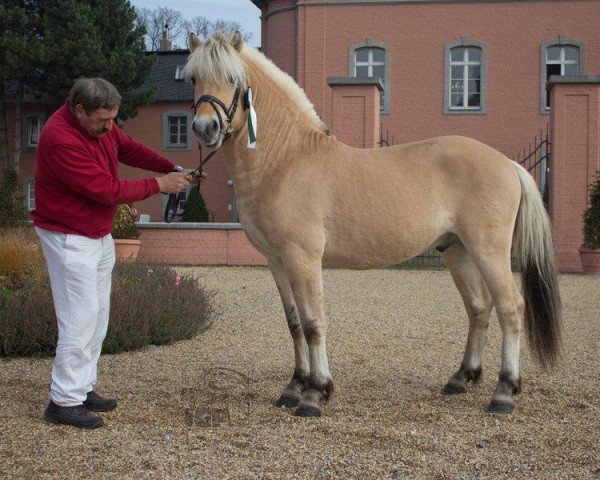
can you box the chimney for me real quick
[159,24,172,51]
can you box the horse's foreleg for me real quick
[283,253,333,417]
[441,243,494,394]
[268,260,309,408]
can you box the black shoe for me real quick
[44,400,104,429]
[83,391,117,412]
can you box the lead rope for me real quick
[163,142,223,223]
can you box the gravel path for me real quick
[1,267,599,479]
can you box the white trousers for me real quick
[35,227,115,406]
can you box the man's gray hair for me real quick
[68,78,122,113]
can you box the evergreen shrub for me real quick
[181,188,209,222]
[582,170,600,250]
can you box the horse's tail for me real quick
[512,162,562,369]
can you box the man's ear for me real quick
[74,104,86,117]
[231,31,243,52]
[188,32,202,51]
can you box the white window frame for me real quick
[23,179,35,211]
[541,36,585,113]
[444,38,487,115]
[24,114,45,148]
[349,39,390,113]
[449,48,481,110]
[162,110,192,151]
[175,65,185,80]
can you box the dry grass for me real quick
[0,227,45,288]
[0,267,598,479]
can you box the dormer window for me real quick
[175,65,185,81]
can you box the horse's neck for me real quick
[223,76,324,186]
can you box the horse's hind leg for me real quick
[441,242,494,395]
[268,260,310,408]
[470,248,525,414]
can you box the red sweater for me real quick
[32,102,175,238]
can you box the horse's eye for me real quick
[190,77,196,86]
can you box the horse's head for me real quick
[184,32,248,150]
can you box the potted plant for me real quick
[112,204,141,262]
[579,170,600,274]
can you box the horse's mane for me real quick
[184,33,328,133]
[183,33,247,87]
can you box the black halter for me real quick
[192,86,242,137]
[164,86,243,223]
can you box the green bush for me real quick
[0,260,214,357]
[181,187,209,222]
[104,262,214,353]
[582,170,600,250]
[0,275,57,356]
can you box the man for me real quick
[32,78,199,429]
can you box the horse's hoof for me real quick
[294,405,321,417]
[442,383,467,395]
[487,400,514,414]
[275,394,300,409]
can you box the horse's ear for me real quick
[188,33,202,51]
[231,31,244,52]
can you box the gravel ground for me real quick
[1,267,599,479]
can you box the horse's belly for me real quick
[322,224,441,269]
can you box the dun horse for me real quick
[184,32,561,417]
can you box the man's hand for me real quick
[156,172,192,194]
[184,169,208,186]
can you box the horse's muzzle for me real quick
[192,116,222,147]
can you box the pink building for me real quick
[255,0,600,158]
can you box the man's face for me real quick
[75,104,118,137]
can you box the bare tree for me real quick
[210,19,252,42]
[182,16,212,40]
[134,6,185,50]
[135,6,254,51]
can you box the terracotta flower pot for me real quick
[114,238,141,262]
[579,246,600,275]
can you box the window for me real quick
[444,38,487,114]
[175,65,185,80]
[349,40,390,112]
[25,115,44,148]
[541,37,584,112]
[449,47,481,109]
[162,111,192,150]
[24,180,35,211]
[168,115,187,147]
[354,47,385,109]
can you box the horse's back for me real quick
[315,135,521,268]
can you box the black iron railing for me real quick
[515,124,551,209]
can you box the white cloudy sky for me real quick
[129,0,262,47]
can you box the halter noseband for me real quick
[191,86,242,138]
[164,86,244,223]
